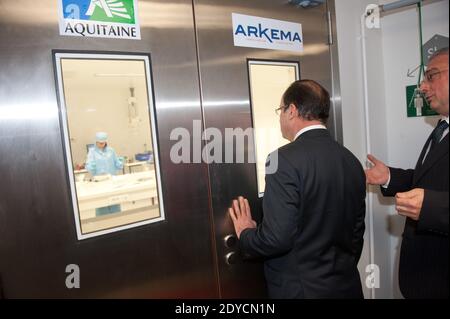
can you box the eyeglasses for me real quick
[275,106,286,115]
[423,68,448,83]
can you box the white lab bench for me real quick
[74,162,150,177]
[75,171,158,220]
[124,161,153,174]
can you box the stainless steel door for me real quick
[0,0,218,298]
[194,0,339,298]
[0,0,340,298]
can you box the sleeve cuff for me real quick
[381,170,391,189]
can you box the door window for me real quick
[248,60,300,196]
[54,52,165,240]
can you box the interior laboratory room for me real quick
[0,0,448,302]
[62,57,161,235]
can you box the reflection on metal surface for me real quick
[204,100,249,108]
[198,44,328,68]
[225,252,238,265]
[223,234,237,248]
[157,100,250,109]
[0,103,57,120]
[0,0,219,298]
[159,45,329,70]
[158,100,200,109]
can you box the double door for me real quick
[0,0,339,298]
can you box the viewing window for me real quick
[248,60,300,197]
[53,52,165,240]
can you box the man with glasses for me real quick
[229,80,366,298]
[366,48,449,298]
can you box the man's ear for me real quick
[288,103,298,119]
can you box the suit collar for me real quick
[415,135,433,170]
[414,134,449,184]
[294,125,327,141]
[294,128,330,141]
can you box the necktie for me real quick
[430,120,449,151]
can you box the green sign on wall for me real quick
[406,85,438,118]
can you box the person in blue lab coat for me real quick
[86,132,124,216]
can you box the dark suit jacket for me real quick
[240,129,366,299]
[381,131,449,299]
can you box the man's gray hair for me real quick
[429,47,449,63]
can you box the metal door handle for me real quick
[223,234,237,248]
[225,252,238,265]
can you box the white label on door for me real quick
[232,13,304,52]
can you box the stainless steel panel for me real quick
[327,0,344,144]
[0,0,342,298]
[0,0,218,297]
[194,0,339,298]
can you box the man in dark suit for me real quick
[366,48,449,298]
[229,80,366,299]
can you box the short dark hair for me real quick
[282,80,330,123]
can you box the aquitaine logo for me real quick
[59,0,141,40]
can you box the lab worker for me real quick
[86,132,124,176]
[86,132,124,216]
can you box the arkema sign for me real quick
[58,0,141,40]
[232,13,303,52]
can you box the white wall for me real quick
[335,0,449,298]
[335,0,390,299]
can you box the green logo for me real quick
[86,0,135,24]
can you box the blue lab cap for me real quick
[95,132,108,142]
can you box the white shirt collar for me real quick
[294,124,327,141]
[443,116,449,125]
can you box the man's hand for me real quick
[365,154,390,185]
[395,188,425,221]
[228,196,257,238]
